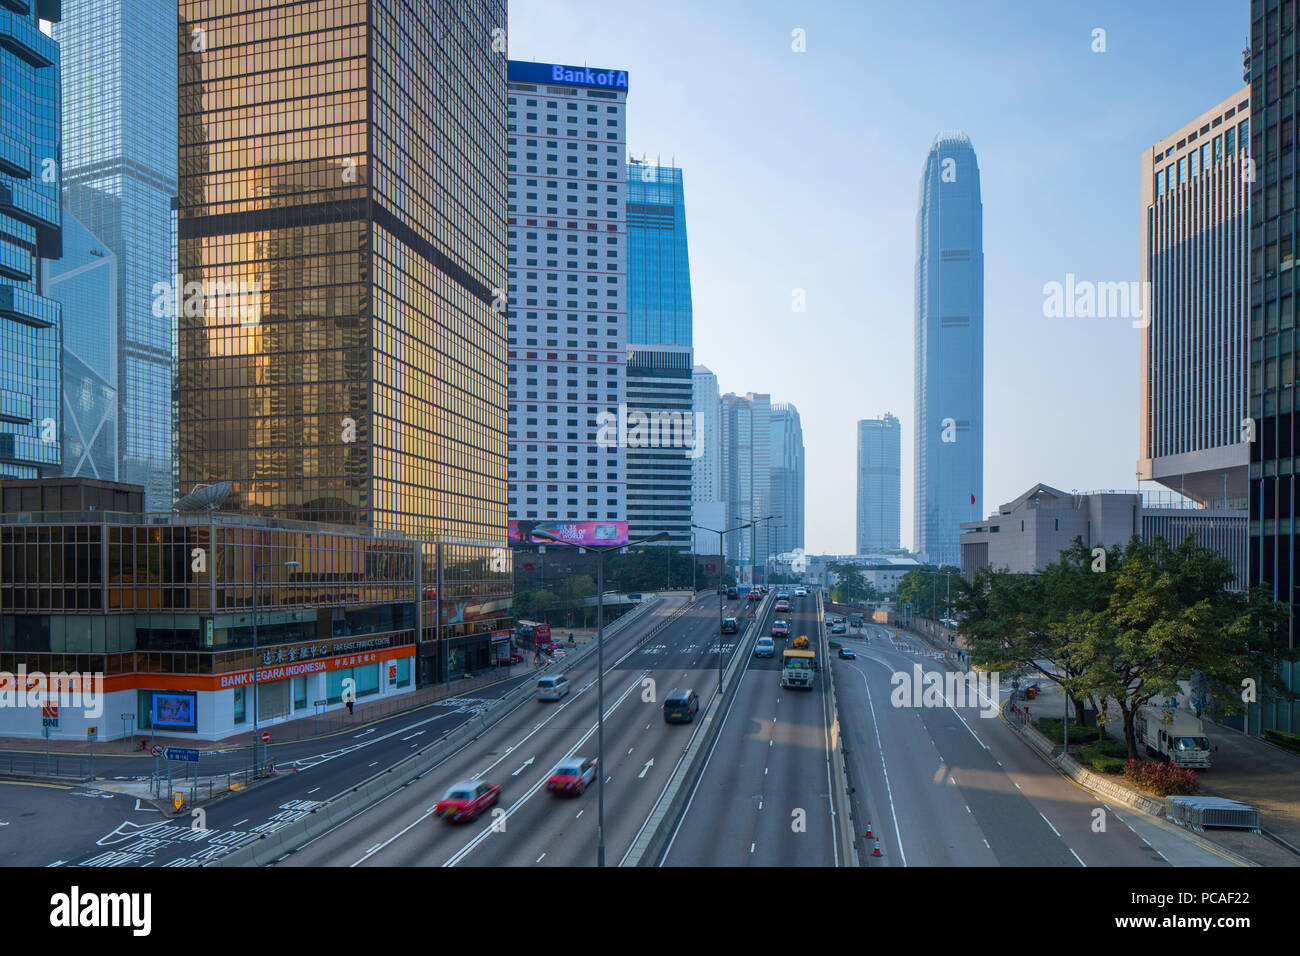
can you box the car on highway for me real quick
[838,646,856,660]
[434,780,501,822]
[547,756,598,796]
[832,621,846,635]
[727,587,739,599]
[795,588,807,596]
[748,589,762,602]
[771,620,789,639]
[774,599,790,613]
[537,674,570,701]
[754,636,776,658]
[721,617,738,634]
[663,688,700,723]
[825,615,838,626]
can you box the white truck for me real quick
[781,647,816,689]
[1135,705,1213,770]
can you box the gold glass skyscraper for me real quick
[176,0,508,543]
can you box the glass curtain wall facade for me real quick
[626,160,691,347]
[45,209,117,481]
[1139,89,1251,509]
[857,413,901,554]
[769,402,804,555]
[914,132,984,567]
[1247,0,1300,734]
[54,0,177,511]
[176,0,510,546]
[720,391,771,570]
[0,0,63,479]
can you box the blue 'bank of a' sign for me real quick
[507,60,629,92]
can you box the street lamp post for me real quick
[531,528,667,868]
[252,558,298,775]
[693,521,751,695]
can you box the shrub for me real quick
[1034,716,1104,745]
[1264,729,1300,755]
[1075,745,1126,774]
[1123,758,1198,796]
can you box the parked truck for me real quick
[1134,705,1213,770]
[781,647,816,689]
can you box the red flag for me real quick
[970,493,975,505]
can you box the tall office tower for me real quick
[54,0,176,510]
[914,132,984,566]
[0,1,62,479]
[505,60,628,527]
[691,364,721,502]
[46,211,117,481]
[769,403,804,556]
[857,413,901,553]
[720,392,771,574]
[1139,89,1251,509]
[176,0,510,543]
[625,160,693,548]
[1247,0,1300,735]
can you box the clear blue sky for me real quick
[508,0,1248,555]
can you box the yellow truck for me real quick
[781,648,815,688]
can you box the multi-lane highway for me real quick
[834,621,1243,867]
[277,590,752,867]
[663,589,838,866]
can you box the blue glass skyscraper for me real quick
[0,1,63,478]
[627,161,692,347]
[626,160,694,548]
[46,209,117,480]
[914,132,983,567]
[54,0,177,509]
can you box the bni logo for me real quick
[49,886,151,937]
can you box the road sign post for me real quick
[121,713,134,752]
[87,727,97,781]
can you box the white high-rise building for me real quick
[721,392,772,571]
[505,61,629,526]
[857,414,901,553]
[692,365,721,502]
[770,403,804,556]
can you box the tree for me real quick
[897,565,961,618]
[828,562,873,604]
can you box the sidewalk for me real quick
[1024,680,1300,865]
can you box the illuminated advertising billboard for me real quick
[508,520,628,548]
[150,692,197,730]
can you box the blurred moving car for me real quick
[435,780,501,822]
[662,688,700,723]
[547,756,597,796]
[754,636,776,658]
[721,617,739,634]
[838,646,856,660]
[771,620,789,639]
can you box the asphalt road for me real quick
[274,591,751,867]
[662,590,837,866]
[835,622,1240,867]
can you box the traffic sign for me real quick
[260,731,270,743]
[173,792,183,811]
[164,747,199,762]
[86,727,97,740]
[151,745,164,757]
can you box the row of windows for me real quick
[1155,120,1253,197]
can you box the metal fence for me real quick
[0,752,91,780]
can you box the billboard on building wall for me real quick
[150,692,196,730]
[508,520,628,548]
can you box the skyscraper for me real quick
[1138,89,1251,509]
[914,132,984,566]
[1246,0,1300,735]
[720,392,771,573]
[0,1,63,479]
[691,364,721,503]
[625,160,693,548]
[770,403,804,556]
[857,413,901,553]
[55,0,176,510]
[176,0,509,544]
[46,210,117,481]
[505,60,629,527]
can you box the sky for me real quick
[509,0,1248,555]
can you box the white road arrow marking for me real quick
[353,729,375,738]
[400,731,425,741]
[511,757,535,776]
[638,759,653,779]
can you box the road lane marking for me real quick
[843,660,908,866]
[638,759,653,779]
[536,853,546,863]
[1070,848,1086,867]
[511,757,535,776]
[1039,812,1061,837]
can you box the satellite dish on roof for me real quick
[173,481,232,512]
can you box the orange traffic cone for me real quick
[864,820,873,839]
[872,840,882,857]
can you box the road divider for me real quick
[819,591,861,866]
[212,594,666,867]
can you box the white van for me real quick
[537,674,569,701]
